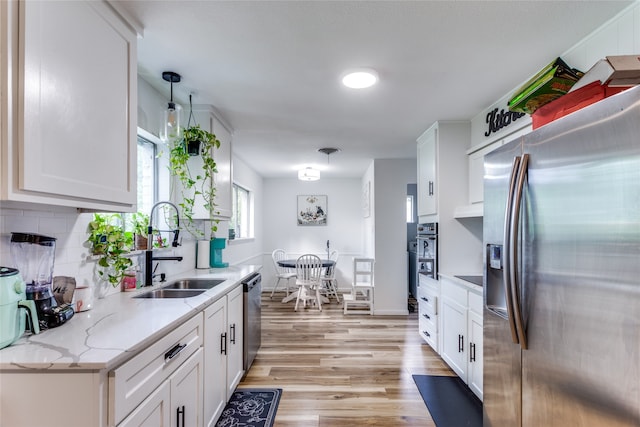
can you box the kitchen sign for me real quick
[484,108,526,137]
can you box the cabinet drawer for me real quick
[109,314,204,426]
[419,308,437,333]
[468,290,483,315]
[418,286,438,315]
[419,323,438,351]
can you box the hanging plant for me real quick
[168,95,221,238]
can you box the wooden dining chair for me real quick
[343,257,375,315]
[321,250,340,303]
[270,249,297,299]
[294,254,323,311]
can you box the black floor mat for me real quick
[412,375,482,427]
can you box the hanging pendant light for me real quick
[298,167,320,181]
[160,71,183,142]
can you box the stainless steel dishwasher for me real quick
[242,272,261,372]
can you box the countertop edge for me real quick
[0,265,262,372]
[439,272,483,293]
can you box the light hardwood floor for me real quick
[238,292,455,426]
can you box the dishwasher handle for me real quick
[242,273,261,291]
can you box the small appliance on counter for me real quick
[10,233,74,329]
[0,266,40,349]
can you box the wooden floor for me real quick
[238,292,455,426]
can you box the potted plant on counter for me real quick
[86,213,133,290]
[130,212,150,250]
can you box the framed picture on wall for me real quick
[362,181,371,218]
[297,195,327,226]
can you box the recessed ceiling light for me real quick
[341,68,378,89]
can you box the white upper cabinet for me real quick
[211,116,232,219]
[183,106,232,221]
[416,122,470,223]
[1,0,138,211]
[417,127,437,217]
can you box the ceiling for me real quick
[114,0,633,179]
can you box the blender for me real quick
[10,233,74,329]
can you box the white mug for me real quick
[73,286,93,312]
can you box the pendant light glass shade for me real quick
[160,101,183,142]
[159,71,183,142]
[298,167,320,181]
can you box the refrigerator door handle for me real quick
[510,153,529,349]
[503,155,521,344]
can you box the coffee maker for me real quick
[10,233,74,329]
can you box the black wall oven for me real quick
[417,223,438,281]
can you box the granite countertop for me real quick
[0,265,261,372]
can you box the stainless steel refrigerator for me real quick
[483,85,640,427]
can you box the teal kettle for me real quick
[0,266,40,349]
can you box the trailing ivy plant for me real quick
[86,213,133,287]
[169,124,221,238]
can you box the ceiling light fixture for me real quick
[160,71,182,142]
[298,167,320,181]
[341,68,379,89]
[318,147,340,163]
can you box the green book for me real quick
[508,57,582,114]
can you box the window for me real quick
[406,195,415,223]
[231,183,252,239]
[137,135,157,215]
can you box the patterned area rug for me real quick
[215,388,282,427]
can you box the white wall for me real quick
[222,154,264,267]
[261,177,362,293]
[372,159,417,315]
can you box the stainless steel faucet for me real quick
[144,201,183,286]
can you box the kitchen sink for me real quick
[161,278,226,290]
[133,289,206,299]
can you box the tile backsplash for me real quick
[0,206,196,299]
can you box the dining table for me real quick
[277,259,336,303]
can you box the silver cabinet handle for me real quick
[503,156,521,345]
[510,153,529,349]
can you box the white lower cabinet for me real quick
[118,381,170,427]
[111,314,204,426]
[204,285,244,427]
[417,275,440,352]
[441,284,468,380]
[119,348,203,427]
[467,308,483,399]
[439,277,483,400]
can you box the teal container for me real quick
[210,238,229,268]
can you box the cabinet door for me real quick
[226,286,244,397]
[203,298,227,427]
[170,348,204,427]
[13,0,137,210]
[440,296,468,381]
[119,381,171,427]
[212,117,232,219]
[417,128,437,216]
[178,112,232,221]
[467,309,483,400]
[468,141,501,204]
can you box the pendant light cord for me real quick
[187,94,195,128]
